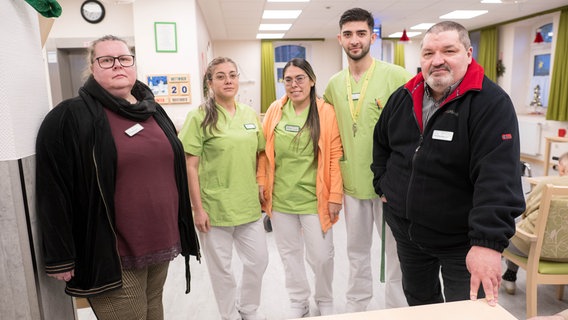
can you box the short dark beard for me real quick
[345,45,370,61]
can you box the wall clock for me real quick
[81,0,105,24]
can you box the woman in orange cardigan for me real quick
[257,58,343,318]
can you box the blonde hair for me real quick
[82,35,132,80]
[200,57,238,134]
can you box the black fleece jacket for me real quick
[371,60,525,252]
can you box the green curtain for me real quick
[393,41,406,68]
[546,9,568,121]
[260,40,277,114]
[478,27,498,82]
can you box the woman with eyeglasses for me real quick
[35,35,200,319]
[257,58,343,318]
[178,57,268,320]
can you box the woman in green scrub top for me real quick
[178,57,268,320]
[257,58,343,318]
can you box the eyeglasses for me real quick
[94,55,135,69]
[283,75,308,86]
[212,73,239,82]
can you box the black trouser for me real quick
[384,207,485,306]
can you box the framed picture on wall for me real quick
[533,53,550,76]
[154,22,177,53]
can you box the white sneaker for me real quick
[345,300,366,313]
[317,302,334,316]
[290,304,309,319]
[238,308,266,320]
[503,279,516,295]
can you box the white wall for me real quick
[403,42,421,75]
[196,4,214,91]
[312,39,345,96]
[49,0,134,39]
[498,23,531,114]
[132,0,203,129]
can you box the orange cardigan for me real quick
[257,96,343,232]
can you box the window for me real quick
[529,22,553,108]
[539,23,553,43]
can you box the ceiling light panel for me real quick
[411,23,435,30]
[259,24,292,31]
[440,10,488,19]
[267,0,309,2]
[262,10,302,19]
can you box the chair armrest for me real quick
[513,228,537,243]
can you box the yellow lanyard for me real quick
[346,59,376,137]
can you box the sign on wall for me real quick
[147,73,191,104]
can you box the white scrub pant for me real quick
[344,194,407,311]
[271,211,334,313]
[199,218,268,320]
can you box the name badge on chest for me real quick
[432,130,454,141]
[243,123,257,130]
[285,124,301,133]
[125,123,144,137]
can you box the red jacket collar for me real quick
[405,59,485,132]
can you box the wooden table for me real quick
[543,136,568,175]
[302,300,517,320]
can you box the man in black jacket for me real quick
[371,21,525,307]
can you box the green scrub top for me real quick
[272,100,318,214]
[323,59,412,199]
[178,102,265,226]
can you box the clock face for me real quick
[81,0,105,24]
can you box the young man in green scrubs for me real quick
[323,8,412,311]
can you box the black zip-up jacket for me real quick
[36,81,200,297]
[371,60,525,252]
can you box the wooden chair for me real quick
[502,184,568,318]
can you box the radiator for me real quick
[518,120,542,156]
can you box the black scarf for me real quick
[81,75,157,121]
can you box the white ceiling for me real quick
[196,0,568,41]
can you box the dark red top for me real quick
[104,108,181,269]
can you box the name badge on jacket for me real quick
[432,130,454,141]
